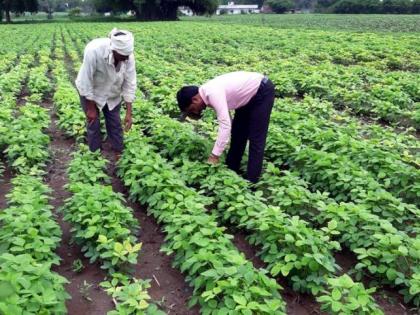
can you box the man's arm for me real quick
[207,90,231,163]
[122,55,137,104]
[77,47,96,103]
[77,47,98,124]
[124,102,132,131]
[122,55,136,131]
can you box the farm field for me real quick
[0,15,419,315]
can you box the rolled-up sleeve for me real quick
[76,47,96,101]
[208,90,231,156]
[122,55,136,103]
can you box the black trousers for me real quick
[226,78,275,183]
[80,96,124,153]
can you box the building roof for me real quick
[218,4,259,9]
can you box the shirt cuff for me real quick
[123,94,135,103]
[77,88,95,101]
[212,145,224,157]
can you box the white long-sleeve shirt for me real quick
[75,38,137,111]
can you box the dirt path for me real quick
[0,163,13,209]
[232,230,323,315]
[334,250,417,315]
[103,147,199,315]
[42,96,114,315]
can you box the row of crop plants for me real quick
[59,25,292,315]
[135,102,410,314]
[60,23,418,312]
[63,26,391,313]
[0,36,70,314]
[268,97,419,206]
[51,32,167,314]
[140,109,420,308]
[62,23,419,168]
[87,24,420,239]
[113,23,419,129]
[138,101,418,310]
[128,42,420,237]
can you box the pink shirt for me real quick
[199,71,264,156]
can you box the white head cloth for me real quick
[108,28,134,56]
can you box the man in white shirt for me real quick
[75,28,137,153]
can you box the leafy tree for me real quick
[93,0,217,20]
[0,0,38,22]
[38,0,57,18]
[315,0,338,11]
[266,0,294,13]
[413,0,420,13]
[332,0,382,14]
[382,0,412,14]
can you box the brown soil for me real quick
[232,231,324,315]
[0,162,13,209]
[58,38,197,314]
[103,146,199,315]
[334,250,417,315]
[43,99,114,315]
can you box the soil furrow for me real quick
[42,96,114,315]
[103,148,199,315]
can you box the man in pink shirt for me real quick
[176,71,275,183]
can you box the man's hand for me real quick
[207,153,220,165]
[124,102,133,131]
[85,99,98,125]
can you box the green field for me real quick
[183,13,420,32]
[0,15,419,315]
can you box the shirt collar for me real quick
[198,86,209,106]
[104,44,113,64]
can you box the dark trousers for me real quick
[226,79,275,183]
[80,96,123,153]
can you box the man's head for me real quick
[177,86,206,120]
[109,28,134,58]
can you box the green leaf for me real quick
[232,294,247,306]
[331,288,342,301]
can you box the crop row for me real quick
[163,111,420,307]
[270,97,419,207]
[135,104,390,313]
[63,25,419,169]
[64,23,419,131]
[265,123,420,235]
[52,41,86,140]
[53,34,287,313]
[0,45,70,314]
[118,130,287,314]
[63,146,164,314]
[257,164,420,306]
[0,176,69,314]
[48,34,165,314]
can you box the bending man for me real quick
[177,71,275,183]
[76,28,136,153]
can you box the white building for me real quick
[217,2,260,15]
[179,6,194,16]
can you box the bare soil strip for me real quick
[334,250,416,315]
[103,148,200,315]
[42,95,114,314]
[0,162,13,209]
[61,39,198,313]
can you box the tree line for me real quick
[317,0,420,14]
[1,0,419,23]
